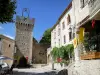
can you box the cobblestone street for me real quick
[12,67,57,75]
[12,68,68,75]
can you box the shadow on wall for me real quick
[14,47,31,68]
[16,56,31,68]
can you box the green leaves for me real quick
[39,28,51,45]
[0,0,16,23]
[51,44,74,63]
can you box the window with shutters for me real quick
[67,14,71,25]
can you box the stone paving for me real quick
[13,67,57,75]
[13,71,56,75]
[12,67,68,75]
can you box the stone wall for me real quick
[0,34,14,67]
[68,60,100,75]
[32,39,50,64]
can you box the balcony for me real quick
[88,0,100,17]
[81,52,100,60]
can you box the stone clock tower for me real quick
[15,15,34,64]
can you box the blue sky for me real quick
[0,0,71,41]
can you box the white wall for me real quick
[51,6,75,49]
[60,7,75,46]
[51,24,61,49]
[73,0,89,25]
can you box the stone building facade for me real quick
[15,16,34,63]
[0,34,14,67]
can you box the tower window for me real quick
[0,38,1,41]
[9,44,10,47]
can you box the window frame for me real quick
[80,0,88,8]
[62,22,65,30]
[67,14,71,25]
[69,32,72,41]
[63,35,66,44]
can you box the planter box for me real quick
[81,52,100,60]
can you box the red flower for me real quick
[92,20,95,28]
[26,56,28,61]
[57,58,62,62]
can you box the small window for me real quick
[64,35,66,44]
[67,14,71,24]
[80,0,84,8]
[9,44,10,47]
[73,33,75,39]
[62,22,65,29]
[69,32,72,40]
[0,38,1,41]
[59,39,60,46]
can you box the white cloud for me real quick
[0,26,4,30]
[4,34,15,40]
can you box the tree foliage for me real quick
[39,28,51,45]
[51,44,74,63]
[0,0,16,23]
[51,47,59,61]
[65,44,74,57]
